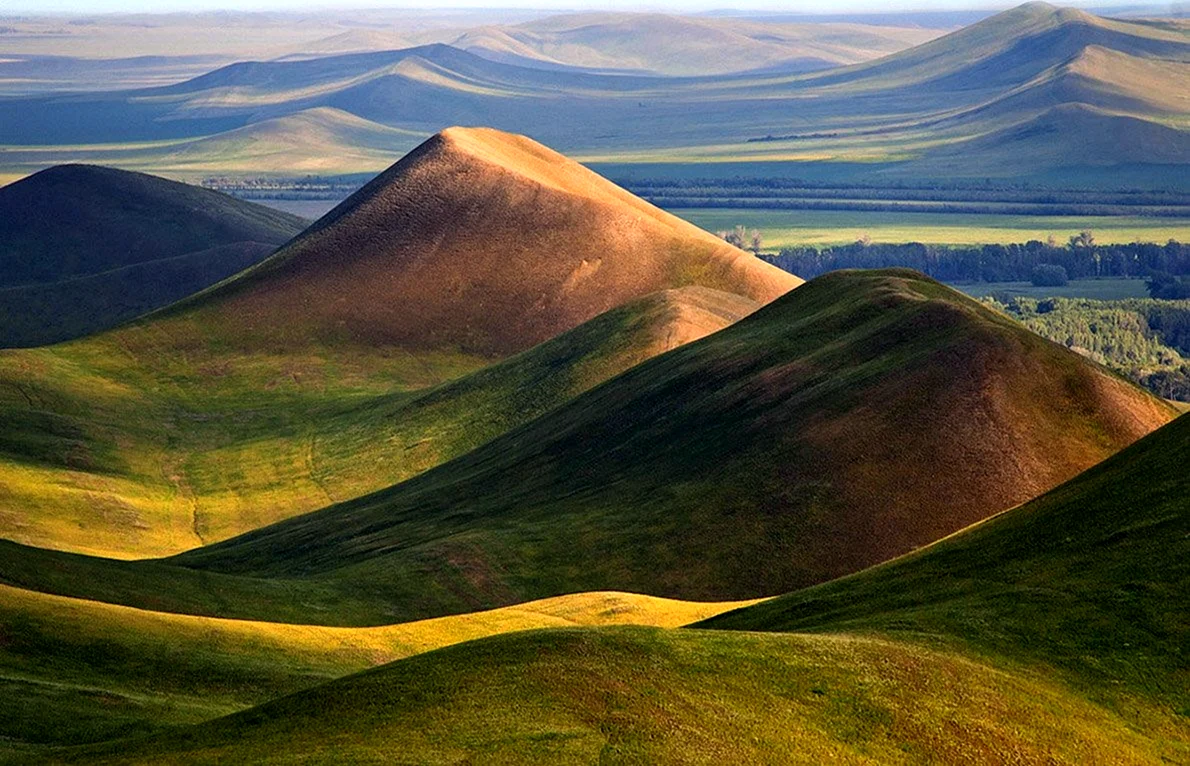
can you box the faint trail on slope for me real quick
[306,431,335,506]
[163,456,204,547]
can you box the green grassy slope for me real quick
[0,165,306,346]
[0,585,754,753]
[40,398,1189,765]
[0,286,751,559]
[0,269,1161,627]
[48,627,1178,765]
[702,412,1190,726]
[162,271,1170,614]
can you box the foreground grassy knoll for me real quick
[1,269,1164,627]
[702,412,1190,742]
[47,627,1176,765]
[39,410,1189,764]
[0,165,306,346]
[0,285,752,559]
[0,586,755,754]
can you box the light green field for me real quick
[955,278,1151,300]
[672,208,1190,247]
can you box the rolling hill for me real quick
[0,131,790,558]
[0,269,1166,626]
[0,4,1184,186]
[451,13,942,76]
[148,107,421,175]
[162,126,796,356]
[0,584,755,751]
[0,285,760,560]
[159,270,1172,616]
[52,627,1181,764]
[821,2,1187,91]
[0,165,306,346]
[32,2,1169,188]
[45,410,1189,764]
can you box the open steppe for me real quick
[0,4,1186,763]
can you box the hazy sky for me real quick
[0,0,1132,13]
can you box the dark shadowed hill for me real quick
[162,126,798,356]
[0,165,306,346]
[157,270,1174,621]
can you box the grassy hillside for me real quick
[0,242,275,349]
[0,270,1168,627]
[164,270,1170,609]
[0,285,752,559]
[0,165,306,346]
[41,394,1187,764]
[47,627,1179,765]
[0,585,754,752]
[0,268,1161,627]
[0,130,789,558]
[702,412,1190,730]
[38,415,1188,763]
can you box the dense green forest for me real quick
[763,240,1190,282]
[985,295,1190,401]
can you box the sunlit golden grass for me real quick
[0,281,760,558]
[47,627,1181,765]
[0,583,760,750]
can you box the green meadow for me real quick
[674,208,1190,248]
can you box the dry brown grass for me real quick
[182,126,800,356]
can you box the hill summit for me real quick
[178,126,799,356]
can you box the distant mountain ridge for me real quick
[0,3,1183,184]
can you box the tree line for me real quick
[986,295,1190,402]
[763,239,1190,284]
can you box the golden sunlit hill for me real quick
[0,129,790,559]
[0,584,757,751]
[170,126,798,356]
